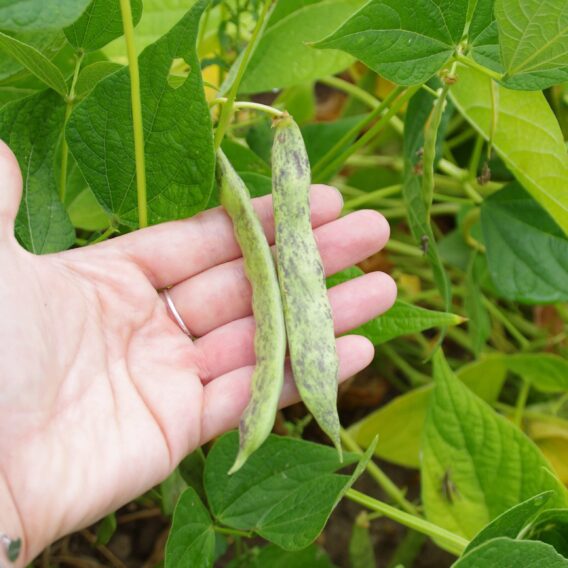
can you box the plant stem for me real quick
[214,0,273,149]
[513,379,531,429]
[381,344,430,386]
[214,526,252,538]
[386,239,423,257]
[340,429,419,515]
[481,298,530,349]
[211,98,285,118]
[454,53,503,81]
[119,0,148,228]
[319,75,380,110]
[343,184,401,209]
[345,489,468,556]
[382,202,459,220]
[59,51,84,202]
[315,86,420,182]
[312,85,406,181]
[90,226,118,245]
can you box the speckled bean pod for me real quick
[271,116,342,458]
[216,149,287,474]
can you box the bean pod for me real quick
[271,115,342,458]
[216,149,287,474]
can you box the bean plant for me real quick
[1,0,568,566]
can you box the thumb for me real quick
[0,138,23,243]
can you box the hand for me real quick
[0,140,396,565]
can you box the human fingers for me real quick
[194,271,396,382]
[167,210,389,337]
[0,139,23,244]
[82,185,343,288]
[199,335,374,444]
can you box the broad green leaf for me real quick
[165,487,215,568]
[0,31,67,96]
[65,0,143,52]
[464,492,553,554]
[326,267,463,344]
[421,350,567,540]
[403,86,453,310]
[220,139,271,176]
[495,0,568,90]
[230,544,337,568]
[468,0,501,73]
[450,65,568,236]
[178,449,207,504]
[314,0,468,85]
[239,0,364,94]
[481,182,568,303]
[454,537,568,567]
[104,0,198,61]
[67,0,215,226]
[204,432,372,551]
[0,90,75,253]
[504,353,568,393]
[67,188,110,231]
[527,509,568,558]
[75,61,123,99]
[160,467,188,516]
[0,0,91,32]
[349,356,508,468]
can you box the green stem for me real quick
[381,344,430,386]
[214,526,252,538]
[211,98,285,118]
[59,51,84,202]
[468,134,484,179]
[214,0,273,149]
[312,85,406,181]
[446,127,476,149]
[481,298,530,349]
[315,86,419,182]
[386,239,423,257]
[119,0,148,228]
[454,53,503,81]
[382,202,459,220]
[345,489,468,556]
[343,184,401,209]
[90,226,118,244]
[513,380,531,429]
[340,429,419,515]
[319,75,380,110]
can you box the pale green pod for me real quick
[216,149,287,474]
[271,116,342,459]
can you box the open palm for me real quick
[0,141,395,564]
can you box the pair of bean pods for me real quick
[216,116,341,474]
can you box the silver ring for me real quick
[162,288,194,339]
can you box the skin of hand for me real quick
[0,140,396,565]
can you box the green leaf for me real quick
[179,448,207,504]
[103,0,197,61]
[65,0,143,52]
[465,253,491,356]
[204,432,370,551]
[165,487,215,568]
[349,514,376,568]
[495,0,568,90]
[421,350,567,540]
[453,537,568,567]
[314,0,468,85]
[235,544,337,568]
[0,90,75,253]
[220,139,271,176]
[450,65,568,236]
[96,513,117,546]
[403,85,453,310]
[481,182,568,303]
[504,353,568,393]
[348,356,508,468]
[527,508,568,558]
[160,467,188,516]
[0,31,67,96]
[239,0,365,94]
[326,267,463,344]
[464,492,553,554]
[468,0,501,73]
[67,0,215,226]
[0,0,91,32]
[67,188,110,231]
[75,61,123,99]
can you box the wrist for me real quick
[0,473,26,567]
